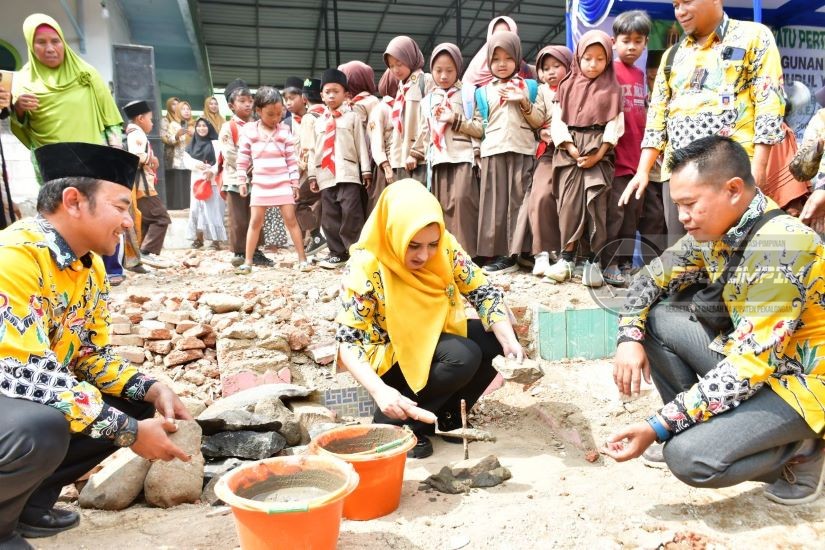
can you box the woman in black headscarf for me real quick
[183,118,227,248]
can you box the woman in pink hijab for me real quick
[461,16,535,117]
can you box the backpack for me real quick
[474,79,539,135]
[215,119,240,193]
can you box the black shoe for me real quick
[230,253,245,267]
[407,434,433,459]
[318,254,348,269]
[305,233,328,256]
[482,256,518,274]
[0,534,33,549]
[516,252,535,269]
[125,263,149,274]
[17,507,80,538]
[252,249,274,267]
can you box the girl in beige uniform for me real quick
[411,43,480,258]
[383,36,435,183]
[528,45,573,276]
[546,30,624,287]
[449,31,543,273]
[367,70,399,213]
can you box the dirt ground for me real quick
[32,248,825,549]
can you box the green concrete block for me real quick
[538,307,619,361]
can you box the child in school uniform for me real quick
[235,87,309,274]
[546,30,624,287]
[450,31,543,273]
[307,69,372,269]
[411,42,480,258]
[383,36,435,183]
[283,76,327,256]
[528,45,573,277]
[603,10,656,286]
[339,61,379,127]
[367,69,399,212]
[123,100,172,264]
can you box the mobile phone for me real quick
[0,70,12,95]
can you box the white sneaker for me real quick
[545,258,573,282]
[582,260,604,287]
[532,252,551,276]
[140,253,172,269]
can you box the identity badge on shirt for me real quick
[719,85,735,111]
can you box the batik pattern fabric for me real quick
[0,217,156,439]
[335,233,507,375]
[618,192,825,436]
[643,14,785,177]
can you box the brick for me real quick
[144,340,173,355]
[127,294,151,304]
[138,327,173,340]
[187,291,203,302]
[183,324,210,339]
[220,370,283,397]
[510,305,528,321]
[276,366,291,384]
[110,314,131,325]
[139,319,166,330]
[164,349,204,367]
[224,324,257,339]
[287,328,311,351]
[111,323,132,335]
[176,336,206,351]
[307,343,336,365]
[202,333,217,348]
[110,334,145,347]
[158,311,192,324]
[114,346,146,364]
[176,320,198,334]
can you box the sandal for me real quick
[191,239,204,249]
[108,274,125,286]
[603,265,627,287]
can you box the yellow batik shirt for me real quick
[0,217,156,439]
[644,13,785,177]
[335,233,508,377]
[618,192,825,437]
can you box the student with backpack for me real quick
[448,31,542,273]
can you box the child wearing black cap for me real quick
[283,76,326,256]
[123,100,172,264]
[307,69,372,268]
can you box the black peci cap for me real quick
[35,142,139,189]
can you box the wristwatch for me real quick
[645,415,672,443]
[113,416,139,448]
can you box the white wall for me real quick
[0,0,131,203]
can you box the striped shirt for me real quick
[236,120,299,207]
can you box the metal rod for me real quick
[59,0,85,53]
[461,398,468,460]
[333,0,341,67]
[456,0,462,48]
[324,4,330,68]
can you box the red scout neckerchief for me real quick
[321,108,343,176]
[429,86,459,152]
[391,79,412,134]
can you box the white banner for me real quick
[774,25,825,139]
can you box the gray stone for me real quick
[202,293,245,313]
[144,421,205,508]
[197,409,283,435]
[180,397,207,418]
[197,383,312,420]
[202,431,287,460]
[203,458,245,480]
[491,355,544,385]
[422,454,511,494]
[254,399,302,446]
[78,448,151,510]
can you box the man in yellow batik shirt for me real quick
[620,0,786,242]
[0,143,192,550]
[605,137,825,507]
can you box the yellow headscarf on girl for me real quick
[348,179,467,392]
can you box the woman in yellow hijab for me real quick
[336,179,523,458]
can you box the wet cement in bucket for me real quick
[237,470,346,504]
[321,427,405,455]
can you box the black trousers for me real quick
[373,319,502,435]
[0,394,154,538]
[320,182,366,258]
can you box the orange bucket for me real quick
[213,454,359,550]
[309,424,416,520]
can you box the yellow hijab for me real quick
[344,179,467,392]
[11,13,123,149]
